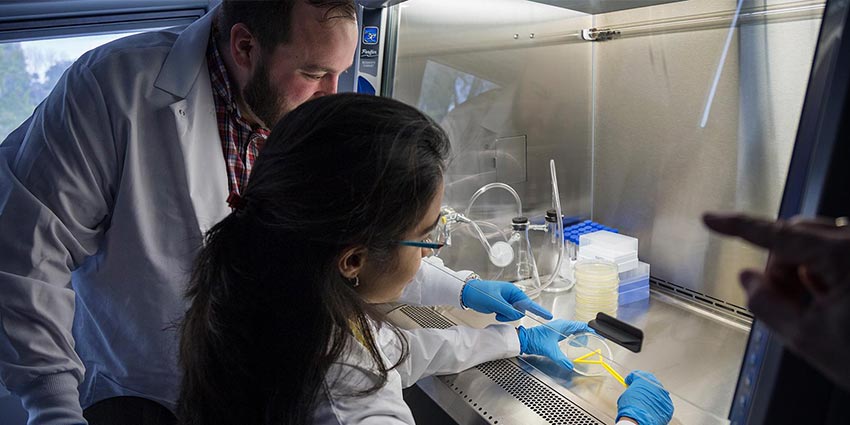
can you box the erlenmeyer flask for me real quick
[507,216,542,296]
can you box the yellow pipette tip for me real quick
[573,349,602,363]
[570,349,627,387]
[601,362,627,387]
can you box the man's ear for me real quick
[229,23,259,72]
[338,246,368,279]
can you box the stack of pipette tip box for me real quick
[564,221,650,305]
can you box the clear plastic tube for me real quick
[442,209,512,267]
[465,182,523,218]
[542,160,567,291]
[469,220,513,267]
[463,183,523,269]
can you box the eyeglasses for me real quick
[397,239,445,250]
[397,216,449,252]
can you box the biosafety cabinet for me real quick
[0,0,848,423]
[354,0,850,424]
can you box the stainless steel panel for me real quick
[392,0,822,307]
[392,0,594,277]
[495,135,527,184]
[591,0,821,306]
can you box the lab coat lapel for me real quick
[155,5,229,236]
[162,78,229,237]
[154,5,219,98]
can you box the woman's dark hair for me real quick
[217,0,356,52]
[177,93,450,425]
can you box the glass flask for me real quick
[507,216,542,295]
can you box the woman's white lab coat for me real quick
[314,323,521,424]
[0,6,471,422]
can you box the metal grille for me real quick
[400,305,604,425]
[650,277,754,321]
[399,305,456,329]
[474,361,604,425]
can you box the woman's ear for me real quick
[338,246,368,279]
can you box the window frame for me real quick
[0,1,209,43]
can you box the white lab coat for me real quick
[0,7,468,423]
[314,323,520,424]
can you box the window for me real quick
[0,0,206,143]
[0,30,158,142]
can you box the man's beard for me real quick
[243,56,284,129]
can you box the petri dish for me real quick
[575,290,619,300]
[574,269,618,279]
[576,285,617,295]
[575,303,618,313]
[574,261,619,290]
[560,332,614,377]
[574,260,619,278]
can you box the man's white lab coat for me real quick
[0,7,468,423]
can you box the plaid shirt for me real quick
[206,34,269,201]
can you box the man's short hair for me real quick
[217,0,356,50]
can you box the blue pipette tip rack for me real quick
[563,220,618,245]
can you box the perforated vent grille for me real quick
[474,361,604,425]
[399,306,456,329]
[400,305,604,425]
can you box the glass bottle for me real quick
[536,210,559,276]
[508,216,542,294]
[546,209,559,244]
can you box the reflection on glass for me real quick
[417,59,500,123]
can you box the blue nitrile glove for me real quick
[517,319,592,370]
[462,279,553,321]
[617,371,674,425]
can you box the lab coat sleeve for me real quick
[318,324,520,424]
[0,61,117,424]
[394,324,520,387]
[397,256,471,308]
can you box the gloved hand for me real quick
[517,319,592,370]
[617,371,674,425]
[462,279,553,321]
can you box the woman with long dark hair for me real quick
[177,93,673,425]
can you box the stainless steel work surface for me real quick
[388,288,749,424]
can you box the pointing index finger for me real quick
[704,212,828,263]
[703,212,782,249]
